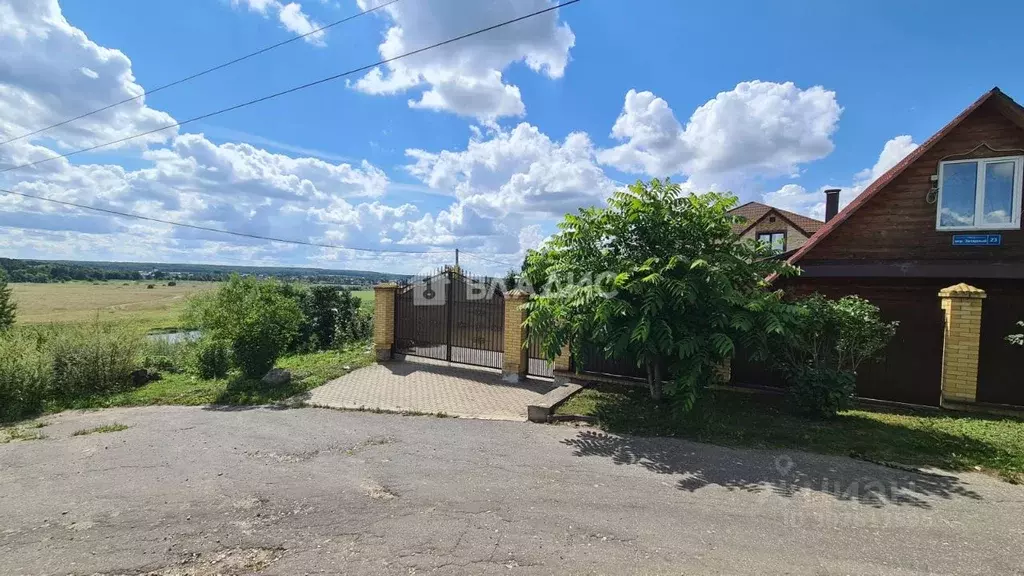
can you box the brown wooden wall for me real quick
[803,100,1024,264]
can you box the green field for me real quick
[11,282,374,332]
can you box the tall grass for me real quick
[0,333,50,422]
[0,322,145,422]
[47,323,144,399]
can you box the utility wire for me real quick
[0,0,403,147]
[2,185,523,265]
[0,187,449,256]
[460,251,517,269]
[0,0,582,175]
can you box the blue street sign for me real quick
[952,234,1002,246]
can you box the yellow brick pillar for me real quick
[939,283,986,404]
[553,344,572,372]
[714,358,732,385]
[373,282,399,362]
[502,289,530,382]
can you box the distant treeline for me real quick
[0,258,142,283]
[0,257,408,285]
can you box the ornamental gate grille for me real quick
[394,269,504,369]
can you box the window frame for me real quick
[936,155,1024,231]
[756,230,787,253]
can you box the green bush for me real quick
[47,323,145,399]
[337,294,372,344]
[184,276,302,379]
[0,268,15,332]
[777,294,897,418]
[189,338,230,379]
[788,366,857,419]
[0,333,50,422]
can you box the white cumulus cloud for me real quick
[763,135,919,220]
[598,81,842,187]
[405,123,616,220]
[232,0,326,45]
[353,0,575,121]
[0,0,176,151]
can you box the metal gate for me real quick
[394,268,505,369]
[527,329,554,378]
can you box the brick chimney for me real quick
[824,189,840,222]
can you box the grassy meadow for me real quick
[10,282,374,332]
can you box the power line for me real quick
[0,187,450,256]
[0,0,582,175]
[461,251,517,269]
[0,0,403,147]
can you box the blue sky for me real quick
[2,0,1024,274]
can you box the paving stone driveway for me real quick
[302,359,557,421]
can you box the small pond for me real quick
[147,330,201,344]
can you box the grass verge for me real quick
[0,426,46,444]
[50,344,374,411]
[556,383,1024,483]
[72,423,129,436]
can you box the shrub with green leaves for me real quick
[189,337,230,379]
[788,366,857,419]
[777,294,898,418]
[0,333,50,422]
[0,268,16,332]
[184,276,302,379]
[337,290,372,344]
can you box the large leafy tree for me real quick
[0,269,15,332]
[525,179,797,406]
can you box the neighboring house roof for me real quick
[787,86,1024,266]
[728,202,824,237]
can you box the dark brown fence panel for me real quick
[449,271,504,369]
[731,345,788,388]
[573,341,647,381]
[977,282,1024,407]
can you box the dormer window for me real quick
[937,156,1023,230]
[757,231,786,253]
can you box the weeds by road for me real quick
[72,423,129,436]
[557,383,1024,483]
[52,345,374,412]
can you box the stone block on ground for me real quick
[262,368,292,386]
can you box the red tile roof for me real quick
[728,202,824,237]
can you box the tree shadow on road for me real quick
[562,429,982,508]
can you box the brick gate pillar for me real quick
[939,283,986,404]
[373,282,399,362]
[553,345,572,372]
[502,290,530,382]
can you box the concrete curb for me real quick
[527,383,583,423]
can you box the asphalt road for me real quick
[1,406,1022,575]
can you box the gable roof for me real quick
[787,86,1024,266]
[728,201,824,237]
